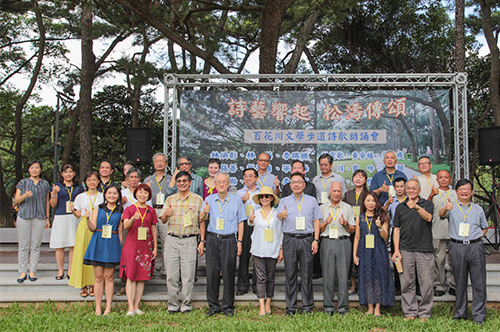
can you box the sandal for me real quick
[55,275,65,280]
[89,286,95,297]
[348,287,356,294]
[80,287,88,297]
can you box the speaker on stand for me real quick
[478,126,500,250]
[126,127,151,165]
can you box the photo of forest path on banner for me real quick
[179,89,451,189]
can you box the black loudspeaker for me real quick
[126,127,151,165]
[479,126,500,165]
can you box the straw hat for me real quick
[252,186,280,206]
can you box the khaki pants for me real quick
[433,239,455,292]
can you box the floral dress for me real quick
[119,204,158,281]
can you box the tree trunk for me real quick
[0,153,14,226]
[455,0,465,72]
[397,118,417,162]
[79,0,95,179]
[14,0,45,184]
[61,103,81,166]
[479,0,500,125]
[259,0,286,74]
[429,108,441,163]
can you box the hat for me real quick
[252,186,280,206]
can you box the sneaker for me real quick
[434,290,445,297]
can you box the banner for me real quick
[179,89,450,189]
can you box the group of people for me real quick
[13,151,489,324]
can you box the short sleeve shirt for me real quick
[277,194,322,234]
[393,197,434,252]
[203,193,246,235]
[16,178,51,219]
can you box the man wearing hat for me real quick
[277,172,322,315]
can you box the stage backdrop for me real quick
[179,89,450,189]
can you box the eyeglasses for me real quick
[257,159,270,162]
[260,194,272,199]
[418,162,431,165]
[290,181,305,185]
[243,175,255,179]
[176,179,189,183]
[179,162,191,166]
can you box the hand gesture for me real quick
[24,190,33,198]
[249,208,255,223]
[203,202,210,214]
[407,199,416,209]
[274,176,279,187]
[243,189,250,202]
[431,185,439,196]
[380,181,389,193]
[375,216,381,228]
[68,201,74,211]
[146,178,152,187]
[445,198,453,211]
[132,210,141,221]
[122,196,128,204]
[339,214,347,227]
[173,167,180,177]
[165,204,174,217]
[51,184,60,194]
[278,205,287,220]
[387,196,394,205]
[325,212,333,225]
[84,208,91,219]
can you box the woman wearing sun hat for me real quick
[248,186,283,317]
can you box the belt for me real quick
[168,233,197,239]
[321,235,349,240]
[207,232,235,239]
[284,233,313,239]
[95,229,118,234]
[153,205,164,209]
[451,238,482,245]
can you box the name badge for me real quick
[365,234,374,248]
[102,225,112,239]
[296,216,305,230]
[138,226,147,240]
[352,206,360,217]
[264,228,273,242]
[156,193,165,206]
[321,192,329,204]
[458,223,470,237]
[183,213,193,227]
[388,185,396,197]
[246,205,254,217]
[329,225,339,239]
[216,218,225,230]
[66,201,73,213]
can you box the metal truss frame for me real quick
[164,73,468,179]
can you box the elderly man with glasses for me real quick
[169,156,203,197]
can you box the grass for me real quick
[1,301,499,331]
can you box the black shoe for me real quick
[324,311,334,316]
[434,290,445,297]
[168,310,178,314]
[395,290,401,296]
[29,276,37,282]
[475,321,484,325]
[224,310,234,317]
[181,310,191,314]
[286,310,297,316]
[312,273,322,279]
[206,309,220,317]
[339,311,347,316]
[449,288,456,296]
[236,290,247,296]
[17,275,27,283]
[452,317,466,321]
[302,310,313,315]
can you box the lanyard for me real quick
[181,193,192,212]
[217,196,229,217]
[206,179,215,195]
[438,189,451,203]
[154,173,165,191]
[397,196,406,203]
[366,215,373,234]
[355,191,361,204]
[260,209,273,228]
[128,189,135,203]
[105,205,116,225]
[66,185,74,200]
[456,202,473,223]
[87,193,97,213]
[258,172,268,188]
[134,204,147,226]
[329,203,341,224]
[100,181,108,192]
[295,194,304,215]
[321,176,330,190]
[385,172,395,185]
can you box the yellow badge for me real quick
[66,201,73,213]
[102,225,112,239]
[352,206,361,217]
[156,193,165,206]
[138,226,147,240]
[321,191,329,204]
[388,185,396,197]
[264,228,273,242]
[365,234,374,248]
[246,204,254,217]
[458,223,470,237]
[216,218,225,230]
[329,225,339,239]
[296,216,305,230]
[183,212,193,227]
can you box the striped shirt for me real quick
[161,191,203,236]
[16,178,51,219]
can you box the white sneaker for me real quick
[134,309,144,315]
[126,311,135,316]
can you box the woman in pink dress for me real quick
[120,184,158,316]
[203,158,220,199]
